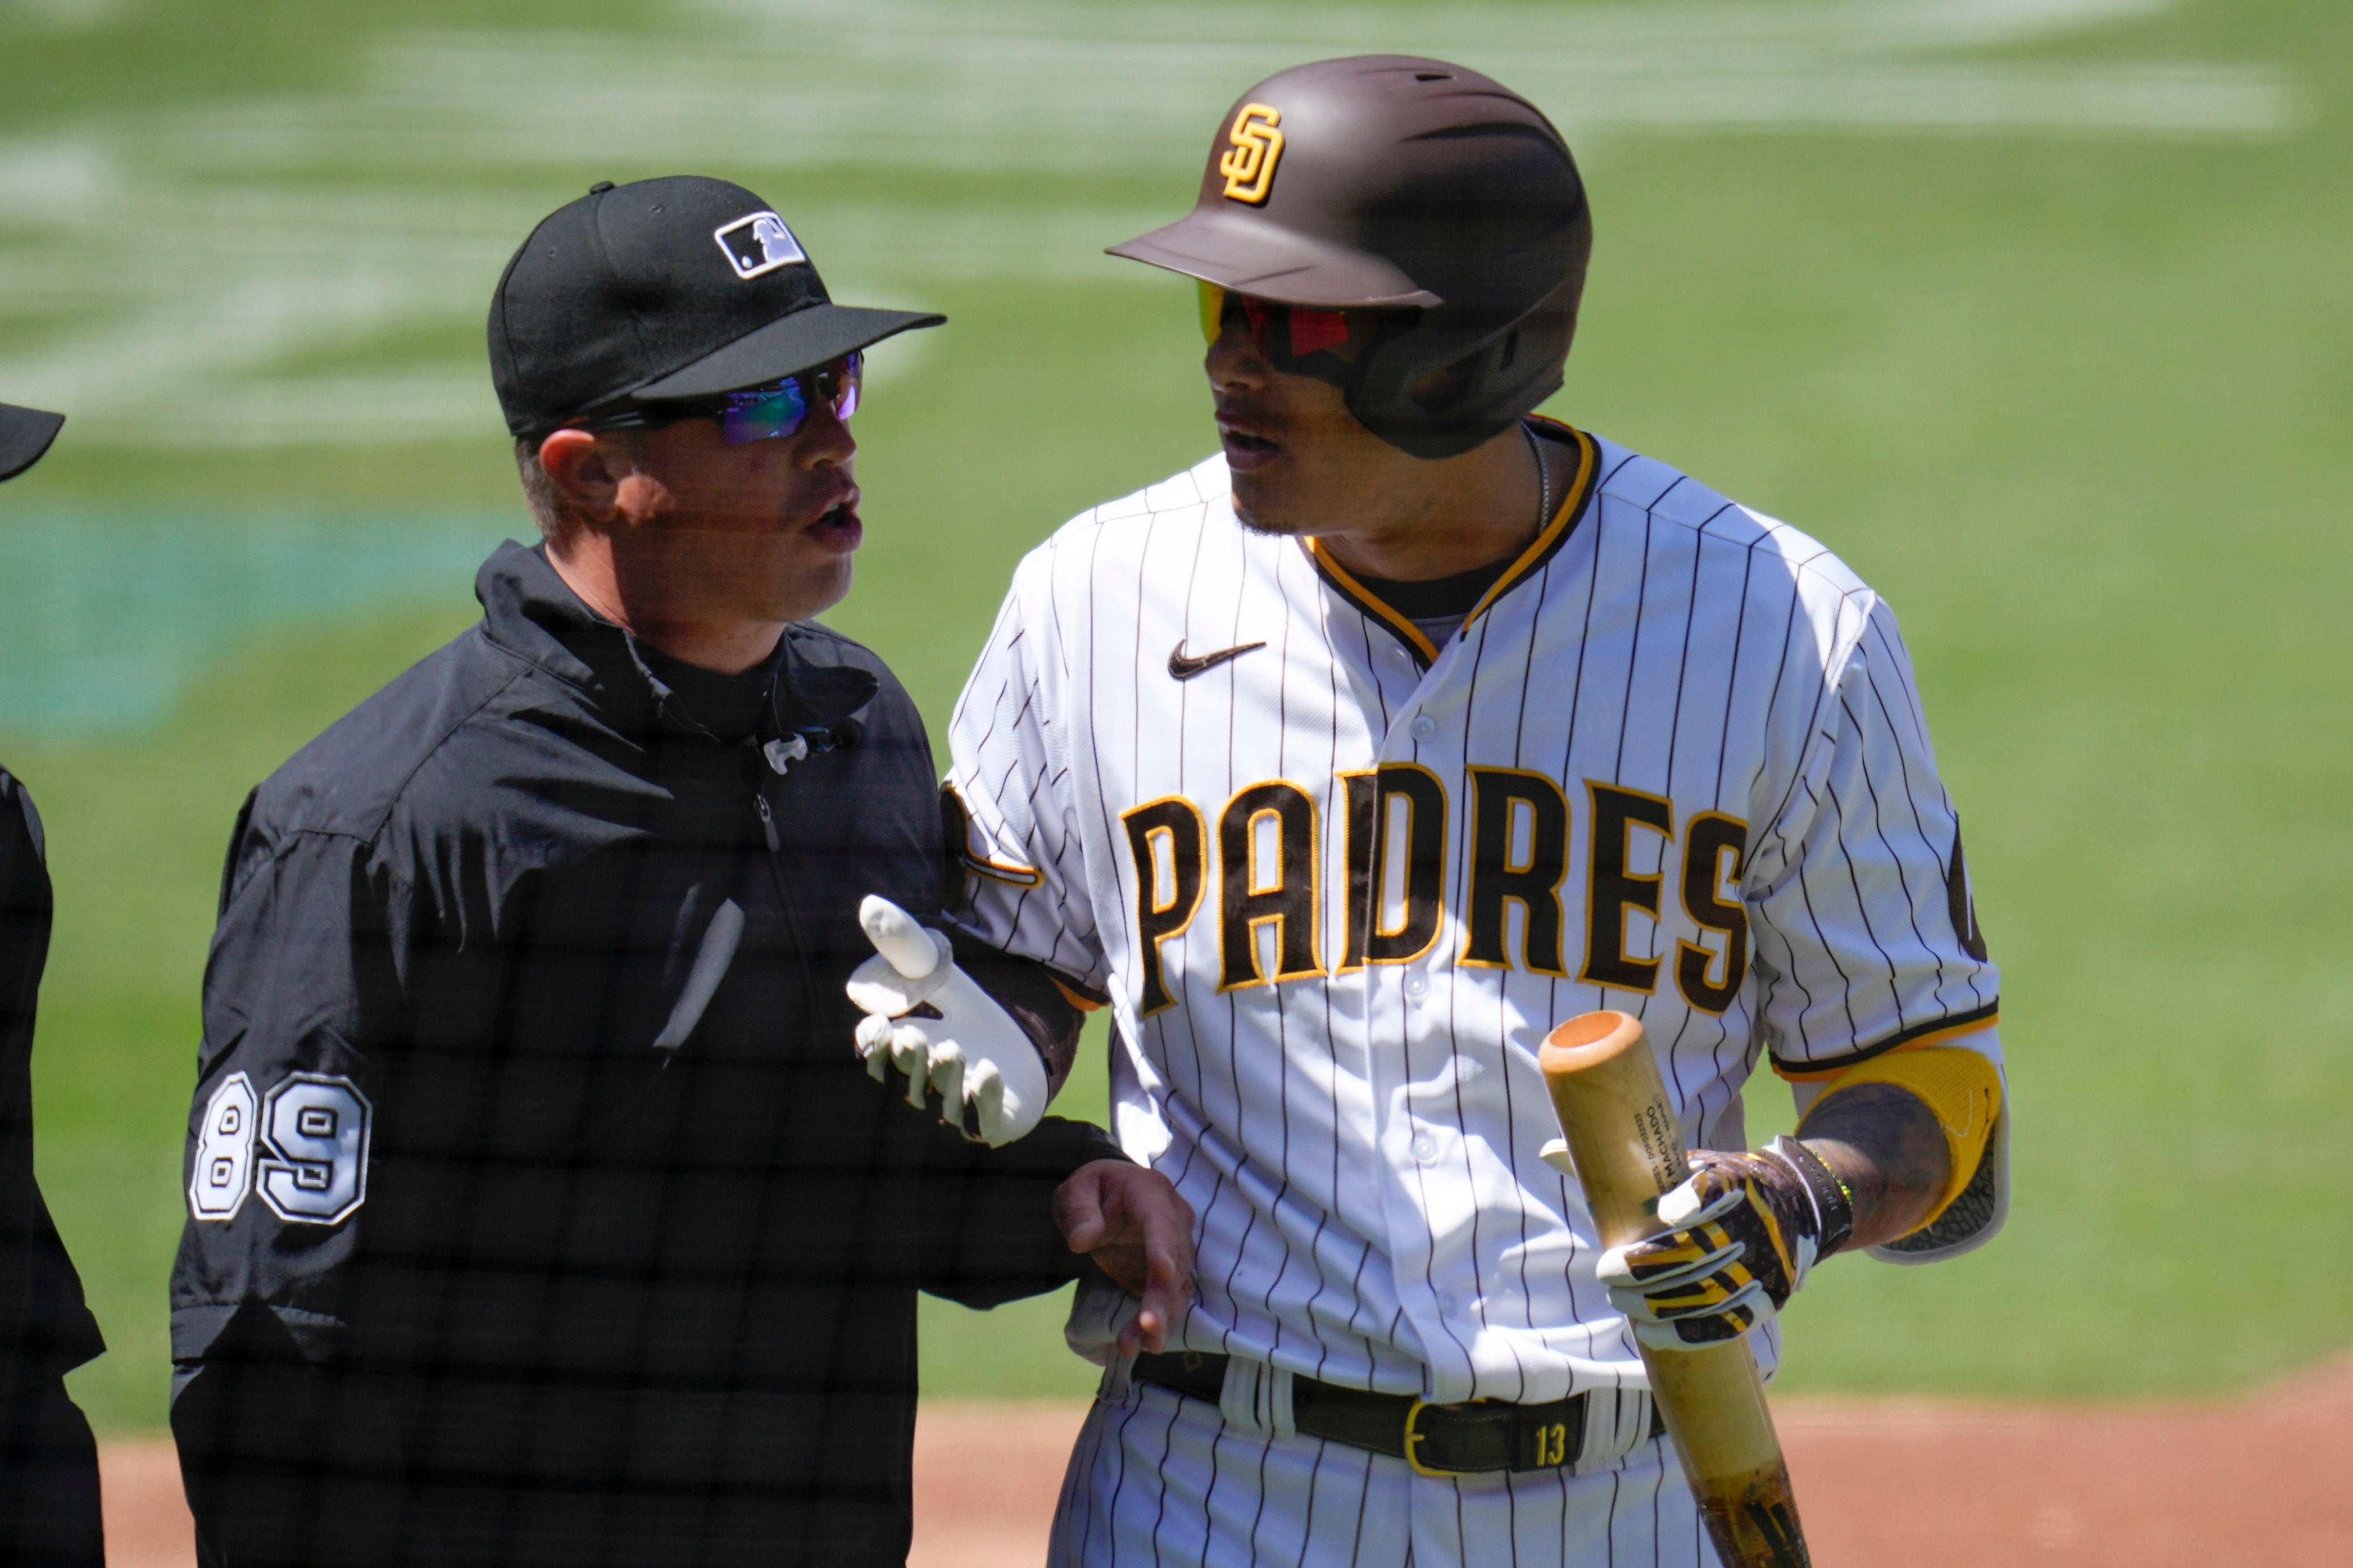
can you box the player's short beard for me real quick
[1229,501,1308,539]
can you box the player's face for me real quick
[1205,308,1426,539]
[613,396,863,624]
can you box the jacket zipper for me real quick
[748,777,825,1011]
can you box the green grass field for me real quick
[2,0,2347,1434]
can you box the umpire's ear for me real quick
[537,429,634,525]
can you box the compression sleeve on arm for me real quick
[948,930,1102,1097]
[1811,1045,2002,1230]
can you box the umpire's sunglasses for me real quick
[569,353,862,445]
[1199,282,1390,376]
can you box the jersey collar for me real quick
[1302,417,1597,670]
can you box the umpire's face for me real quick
[540,388,862,627]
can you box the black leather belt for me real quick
[1131,1351,1662,1477]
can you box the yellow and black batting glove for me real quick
[1595,1137,1854,1351]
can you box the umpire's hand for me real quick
[1055,1162,1196,1356]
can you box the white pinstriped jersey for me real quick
[946,419,2002,1406]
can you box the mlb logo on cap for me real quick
[714,212,806,280]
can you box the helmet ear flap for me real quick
[1344,275,1580,461]
[1409,346,1488,416]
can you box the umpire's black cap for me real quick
[0,402,63,482]
[490,176,944,441]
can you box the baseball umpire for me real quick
[1,398,107,1567]
[168,176,1192,1568]
[854,58,2007,1566]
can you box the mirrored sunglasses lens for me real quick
[837,352,862,420]
[1238,295,1308,363]
[1289,306,1350,358]
[721,382,808,445]
[1198,281,1227,345]
[1240,295,1274,351]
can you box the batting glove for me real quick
[846,895,1048,1147]
[1594,1137,1854,1351]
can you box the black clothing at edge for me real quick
[0,767,106,1566]
[170,542,1115,1568]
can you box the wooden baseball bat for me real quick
[1540,1010,1811,1568]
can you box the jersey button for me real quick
[1408,713,1437,741]
[1403,973,1429,1000]
[1411,1134,1439,1163]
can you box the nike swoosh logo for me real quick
[1168,640,1267,680]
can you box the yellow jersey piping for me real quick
[1772,1005,2001,1082]
[1301,418,1599,669]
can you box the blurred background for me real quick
[1,0,2345,1439]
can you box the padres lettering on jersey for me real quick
[1119,769,1748,1013]
[947,420,2001,1405]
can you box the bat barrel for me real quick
[1538,1010,1690,1245]
[1541,1012,1812,1568]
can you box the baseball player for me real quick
[851,56,2007,1567]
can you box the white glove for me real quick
[846,895,1048,1147]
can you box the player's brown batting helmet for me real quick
[1111,56,1591,460]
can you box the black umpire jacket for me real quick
[170,542,1112,1568]
[1,768,106,1441]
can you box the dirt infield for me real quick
[99,1356,2353,1566]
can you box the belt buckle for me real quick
[1402,1397,1469,1478]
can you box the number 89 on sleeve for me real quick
[190,1071,373,1226]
